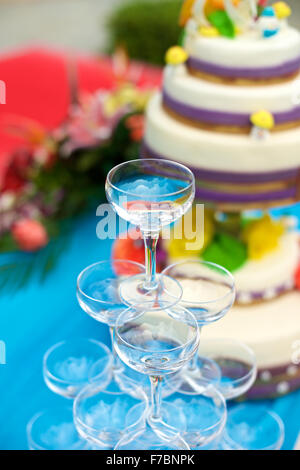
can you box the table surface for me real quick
[0,47,299,451]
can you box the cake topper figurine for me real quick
[250,110,275,140]
[258,6,280,37]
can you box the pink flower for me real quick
[12,219,48,252]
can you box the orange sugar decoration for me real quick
[179,0,196,27]
[205,0,241,16]
[179,0,241,27]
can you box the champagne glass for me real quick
[73,381,146,449]
[162,260,235,393]
[205,404,284,451]
[220,404,285,450]
[27,407,89,450]
[105,159,195,309]
[199,338,257,400]
[114,306,200,440]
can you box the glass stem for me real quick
[188,326,202,371]
[149,375,163,421]
[109,326,123,372]
[142,231,159,290]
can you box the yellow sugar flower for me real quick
[250,110,275,130]
[166,208,215,259]
[242,214,285,260]
[199,25,220,37]
[273,2,291,20]
[165,46,189,66]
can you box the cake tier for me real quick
[144,93,300,210]
[201,290,300,399]
[163,64,300,132]
[166,230,299,305]
[184,25,300,82]
[233,230,298,304]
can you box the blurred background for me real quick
[0,0,295,61]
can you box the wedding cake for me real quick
[141,0,300,398]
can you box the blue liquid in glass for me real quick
[117,175,187,201]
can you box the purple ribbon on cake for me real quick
[187,55,300,79]
[142,143,300,184]
[163,90,300,127]
[141,143,300,204]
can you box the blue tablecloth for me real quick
[0,210,299,450]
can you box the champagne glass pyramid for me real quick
[105,159,195,308]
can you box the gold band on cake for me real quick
[187,65,300,86]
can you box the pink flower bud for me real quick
[12,219,48,252]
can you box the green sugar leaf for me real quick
[202,233,247,272]
[208,10,235,38]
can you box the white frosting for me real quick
[145,93,300,173]
[201,290,300,368]
[164,65,300,114]
[233,231,299,295]
[184,26,300,69]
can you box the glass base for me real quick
[119,273,182,310]
[115,365,182,400]
[126,401,187,440]
[166,356,221,395]
[115,425,190,450]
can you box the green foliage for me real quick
[107,0,182,66]
[0,228,70,293]
[0,113,141,292]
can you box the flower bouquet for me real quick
[0,56,157,292]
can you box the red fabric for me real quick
[0,47,162,186]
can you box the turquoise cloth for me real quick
[0,209,299,450]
